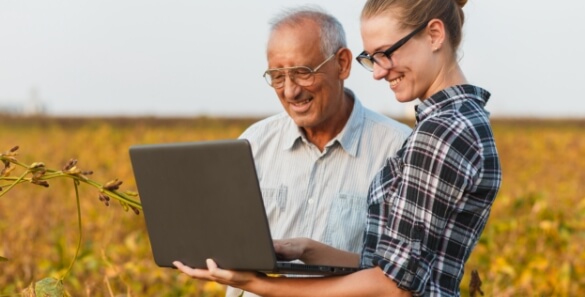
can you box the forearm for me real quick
[174,259,412,297]
[248,267,411,297]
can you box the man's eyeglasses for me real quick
[263,54,336,89]
[356,21,429,72]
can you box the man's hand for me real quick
[273,238,309,261]
[274,237,360,267]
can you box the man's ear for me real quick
[427,19,446,51]
[336,47,352,80]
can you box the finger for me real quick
[207,258,236,280]
[173,260,198,274]
[206,258,218,270]
[173,261,187,270]
[173,261,214,280]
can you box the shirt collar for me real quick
[415,84,491,122]
[282,88,365,157]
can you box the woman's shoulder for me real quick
[412,112,481,148]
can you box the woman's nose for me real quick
[372,62,390,81]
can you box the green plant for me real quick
[0,145,142,296]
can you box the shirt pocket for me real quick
[324,193,367,253]
[260,186,288,225]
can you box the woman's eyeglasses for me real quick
[356,21,430,72]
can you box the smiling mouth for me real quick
[291,98,313,106]
[389,75,404,87]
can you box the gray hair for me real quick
[268,5,347,57]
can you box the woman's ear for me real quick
[336,47,352,80]
[427,19,446,51]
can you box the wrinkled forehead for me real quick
[266,23,323,67]
[268,20,321,49]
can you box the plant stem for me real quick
[0,170,30,198]
[61,180,83,281]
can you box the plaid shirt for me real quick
[360,85,502,296]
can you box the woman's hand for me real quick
[173,259,258,288]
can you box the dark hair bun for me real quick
[455,0,468,8]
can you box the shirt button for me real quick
[308,198,314,204]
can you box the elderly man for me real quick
[226,6,411,297]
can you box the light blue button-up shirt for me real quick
[227,90,411,297]
[241,91,410,252]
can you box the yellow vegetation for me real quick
[0,116,583,296]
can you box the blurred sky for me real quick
[1,0,584,118]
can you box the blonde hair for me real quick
[361,0,467,52]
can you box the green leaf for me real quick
[35,277,66,297]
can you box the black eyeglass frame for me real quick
[356,20,430,72]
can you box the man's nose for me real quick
[282,74,302,99]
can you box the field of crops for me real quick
[0,116,583,296]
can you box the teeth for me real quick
[293,99,311,106]
[390,76,403,87]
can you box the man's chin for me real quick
[291,116,316,130]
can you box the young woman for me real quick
[174,0,501,296]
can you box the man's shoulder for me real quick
[360,106,412,136]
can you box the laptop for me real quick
[129,139,359,276]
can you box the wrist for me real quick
[299,237,318,263]
[247,274,277,297]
